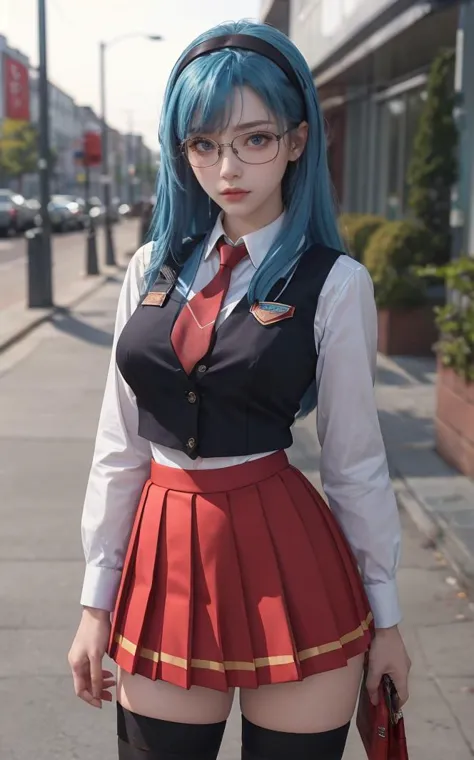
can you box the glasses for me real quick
[182,129,292,168]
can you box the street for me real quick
[0,222,140,310]
[0,236,473,759]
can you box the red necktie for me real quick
[171,238,248,374]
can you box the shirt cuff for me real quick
[80,565,122,612]
[364,579,402,629]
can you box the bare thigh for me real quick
[117,668,235,724]
[240,653,364,733]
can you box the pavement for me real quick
[0,249,474,759]
[0,219,141,353]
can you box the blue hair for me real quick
[144,19,344,416]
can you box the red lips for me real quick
[220,188,249,195]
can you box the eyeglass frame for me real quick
[180,127,295,168]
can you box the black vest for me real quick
[116,242,342,459]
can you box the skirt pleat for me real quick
[108,451,374,692]
[228,483,301,687]
[283,467,373,641]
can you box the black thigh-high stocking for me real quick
[241,715,351,760]
[117,702,226,760]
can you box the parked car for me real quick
[118,203,131,217]
[22,198,41,230]
[48,199,76,232]
[88,196,106,225]
[51,195,87,231]
[0,190,33,235]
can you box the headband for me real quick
[173,33,307,106]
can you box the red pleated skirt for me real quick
[108,451,374,692]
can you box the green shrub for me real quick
[339,213,385,262]
[420,257,474,380]
[364,220,434,308]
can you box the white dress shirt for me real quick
[80,212,402,629]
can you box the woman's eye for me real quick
[247,133,270,147]
[189,139,215,153]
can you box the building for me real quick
[0,33,155,204]
[260,0,470,245]
[29,71,82,197]
[0,34,31,190]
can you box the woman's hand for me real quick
[365,625,411,708]
[68,607,116,708]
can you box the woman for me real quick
[68,19,411,760]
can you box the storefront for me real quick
[261,0,460,219]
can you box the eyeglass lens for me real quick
[185,131,281,167]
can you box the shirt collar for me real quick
[204,211,286,268]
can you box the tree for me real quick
[407,48,458,265]
[0,121,38,192]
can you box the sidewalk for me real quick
[375,353,474,593]
[0,219,140,354]
[0,276,473,759]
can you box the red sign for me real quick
[4,55,30,121]
[83,131,102,167]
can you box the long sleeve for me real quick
[315,258,402,629]
[80,246,152,612]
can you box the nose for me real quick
[219,147,242,180]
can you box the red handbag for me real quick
[356,664,409,760]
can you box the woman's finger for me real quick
[393,674,409,707]
[89,655,104,701]
[365,665,383,706]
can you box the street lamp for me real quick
[29,0,53,308]
[99,33,163,266]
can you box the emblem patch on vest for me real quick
[250,301,295,326]
[142,291,167,307]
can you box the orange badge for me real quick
[250,301,295,326]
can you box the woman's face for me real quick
[185,86,308,230]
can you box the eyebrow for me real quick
[231,120,275,131]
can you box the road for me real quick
[0,221,140,310]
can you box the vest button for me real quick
[187,391,197,404]
[197,364,207,373]
[187,437,196,449]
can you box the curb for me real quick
[0,273,113,355]
[394,474,474,594]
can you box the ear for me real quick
[288,121,309,162]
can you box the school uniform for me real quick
[80,211,401,692]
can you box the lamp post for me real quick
[99,33,163,267]
[29,0,53,308]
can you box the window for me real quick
[374,87,426,219]
[386,98,406,219]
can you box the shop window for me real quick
[375,88,426,219]
[387,98,406,219]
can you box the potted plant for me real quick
[364,219,439,355]
[426,257,474,475]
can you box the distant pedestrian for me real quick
[68,19,410,760]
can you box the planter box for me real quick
[377,305,438,356]
[436,361,474,476]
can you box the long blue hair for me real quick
[144,19,343,416]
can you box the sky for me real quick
[0,0,261,150]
